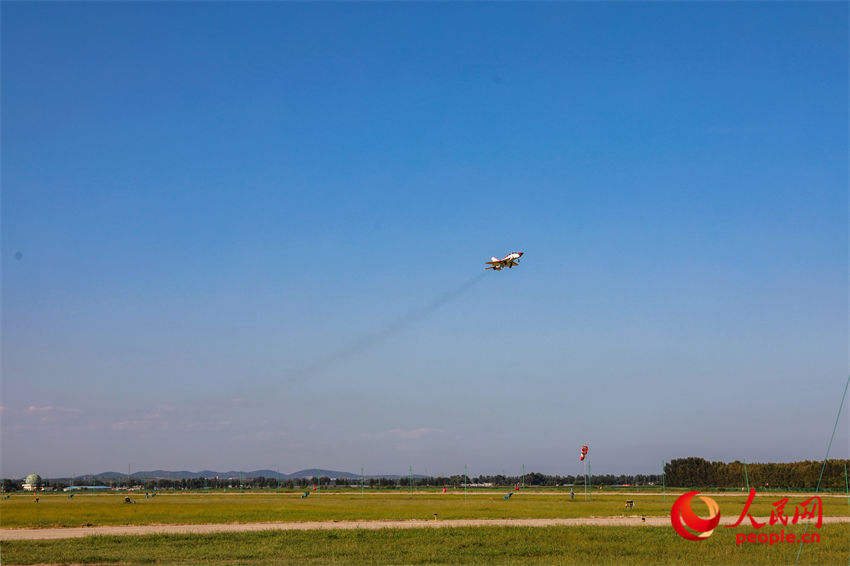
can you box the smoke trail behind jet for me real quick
[291,272,487,381]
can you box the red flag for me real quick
[580,445,589,461]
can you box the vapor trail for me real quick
[292,272,487,381]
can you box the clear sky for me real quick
[2,2,847,479]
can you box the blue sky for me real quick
[2,2,847,479]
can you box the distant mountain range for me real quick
[42,469,426,481]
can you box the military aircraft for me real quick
[485,252,524,271]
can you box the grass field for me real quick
[3,525,849,565]
[2,491,848,565]
[2,490,848,528]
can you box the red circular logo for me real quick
[671,491,721,540]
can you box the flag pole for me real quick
[584,458,588,502]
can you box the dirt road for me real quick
[3,516,848,541]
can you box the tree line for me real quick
[9,459,847,492]
[3,472,660,492]
[664,457,850,490]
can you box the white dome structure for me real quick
[23,473,42,491]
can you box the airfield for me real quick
[1,489,848,564]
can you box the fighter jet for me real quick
[485,252,524,271]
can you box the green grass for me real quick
[1,491,847,528]
[2,525,848,565]
[2,492,847,565]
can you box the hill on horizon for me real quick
[38,468,402,481]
